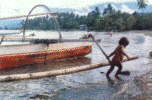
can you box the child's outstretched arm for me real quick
[108,49,116,57]
[123,52,130,59]
[108,52,114,57]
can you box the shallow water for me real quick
[0,30,152,100]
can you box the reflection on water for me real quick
[0,30,152,100]
[134,35,145,44]
[0,57,91,75]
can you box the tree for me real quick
[137,0,147,9]
[87,7,101,30]
[103,4,115,16]
[95,7,100,17]
[126,15,136,30]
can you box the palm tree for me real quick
[103,4,115,16]
[137,0,147,10]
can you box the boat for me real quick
[0,42,92,69]
[0,4,95,70]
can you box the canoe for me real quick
[0,42,92,69]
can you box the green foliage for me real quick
[22,16,57,30]
[58,13,80,29]
[23,13,84,30]
[126,15,136,30]
[89,4,152,31]
[132,13,152,30]
[86,7,100,30]
[22,4,152,31]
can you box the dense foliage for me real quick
[22,4,152,31]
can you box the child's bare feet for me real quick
[107,78,114,84]
[106,75,115,84]
[120,71,130,76]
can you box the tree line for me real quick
[22,3,152,32]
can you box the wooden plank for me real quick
[0,56,138,82]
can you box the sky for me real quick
[0,0,151,17]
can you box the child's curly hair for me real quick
[119,37,129,47]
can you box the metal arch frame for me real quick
[22,4,62,41]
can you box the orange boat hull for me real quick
[0,45,92,69]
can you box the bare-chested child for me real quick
[106,37,130,80]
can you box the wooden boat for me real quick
[0,42,92,69]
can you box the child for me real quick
[106,37,130,80]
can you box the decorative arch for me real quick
[22,4,62,41]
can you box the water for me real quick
[0,30,152,100]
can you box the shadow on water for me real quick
[29,80,130,100]
[0,57,91,75]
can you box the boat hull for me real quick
[0,43,92,69]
